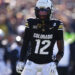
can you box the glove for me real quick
[52,55,58,65]
[16,61,25,74]
[49,62,57,75]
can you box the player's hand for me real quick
[16,61,25,74]
[52,55,58,65]
[49,62,57,74]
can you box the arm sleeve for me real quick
[55,22,64,40]
[55,22,64,62]
[19,27,31,62]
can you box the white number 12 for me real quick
[35,39,51,55]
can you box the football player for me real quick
[16,0,64,75]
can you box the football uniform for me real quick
[20,18,63,64]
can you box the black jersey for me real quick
[20,18,64,64]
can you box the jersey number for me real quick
[35,39,51,55]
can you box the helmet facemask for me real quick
[35,7,51,20]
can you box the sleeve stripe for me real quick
[58,29,63,30]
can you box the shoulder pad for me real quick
[25,18,35,28]
[27,18,37,23]
[57,21,63,30]
[52,19,62,23]
[51,19,63,30]
[51,19,63,24]
[26,18,38,28]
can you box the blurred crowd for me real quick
[0,0,75,75]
